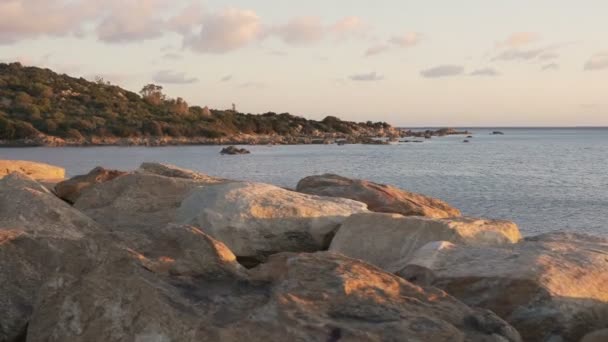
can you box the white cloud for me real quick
[541,63,559,71]
[497,32,541,48]
[365,44,390,57]
[153,70,198,84]
[184,8,262,53]
[420,65,464,78]
[389,32,421,47]
[584,52,608,71]
[96,0,170,43]
[270,16,325,45]
[470,68,500,77]
[349,72,384,81]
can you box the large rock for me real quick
[296,174,461,218]
[0,160,65,180]
[74,169,225,233]
[26,235,521,341]
[399,233,608,342]
[330,213,522,272]
[176,182,368,262]
[581,329,608,342]
[137,162,227,183]
[54,167,127,204]
[0,173,102,341]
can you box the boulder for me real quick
[581,329,608,342]
[329,213,521,272]
[73,172,210,233]
[54,167,127,204]
[296,174,461,218]
[399,232,608,342]
[220,145,251,155]
[0,160,65,181]
[137,162,227,183]
[27,238,521,341]
[175,182,368,262]
[0,173,102,341]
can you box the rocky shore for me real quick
[1,160,606,342]
[0,128,469,147]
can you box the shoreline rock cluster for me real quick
[1,160,606,342]
[0,128,470,147]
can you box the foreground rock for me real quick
[54,166,127,203]
[137,162,227,183]
[400,233,608,342]
[74,168,225,234]
[26,234,521,341]
[220,145,251,155]
[296,174,461,218]
[330,213,521,272]
[176,182,368,263]
[0,160,65,180]
[581,329,608,342]
[0,173,102,341]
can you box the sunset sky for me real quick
[1,0,607,126]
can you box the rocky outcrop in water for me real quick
[220,145,251,155]
[296,173,461,218]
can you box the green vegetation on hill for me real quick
[0,62,390,141]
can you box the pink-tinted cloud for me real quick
[96,0,169,43]
[584,52,608,71]
[270,16,326,45]
[365,44,390,57]
[184,8,262,53]
[497,32,541,48]
[389,32,421,47]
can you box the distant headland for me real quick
[0,62,467,147]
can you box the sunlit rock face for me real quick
[399,232,608,342]
[296,174,461,218]
[0,173,103,342]
[0,160,65,181]
[175,181,369,262]
[330,212,521,272]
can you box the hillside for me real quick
[0,62,395,146]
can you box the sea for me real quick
[2,127,607,237]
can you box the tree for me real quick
[140,84,165,105]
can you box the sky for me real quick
[1,0,607,126]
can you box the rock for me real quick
[175,182,368,262]
[581,329,608,342]
[0,173,102,342]
[137,162,226,183]
[491,131,504,135]
[296,174,461,218]
[0,160,65,181]
[27,240,521,341]
[399,232,608,342]
[220,145,251,155]
[329,213,521,272]
[463,140,470,143]
[55,167,127,204]
[73,172,215,233]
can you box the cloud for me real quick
[349,72,384,81]
[162,53,183,60]
[389,32,421,47]
[365,44,390,57]
[270,16,325,45]
[330,16,368,40]
[584,52,608,71]
[220,75,232,82]
[153,70,198,84]
[497,32,541,48]
[184,8,262,53]
[96,0,172,43]
[492,47,546,62]
[0,0,93,43]
[420,65,464,78]
[166,2,205,35]
[539,52,559,61]
[470,68,500,77]
[541,63,559,71]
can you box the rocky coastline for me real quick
[0,128,470,147]
[1,160,605,342]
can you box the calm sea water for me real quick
[2,128,607,237]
